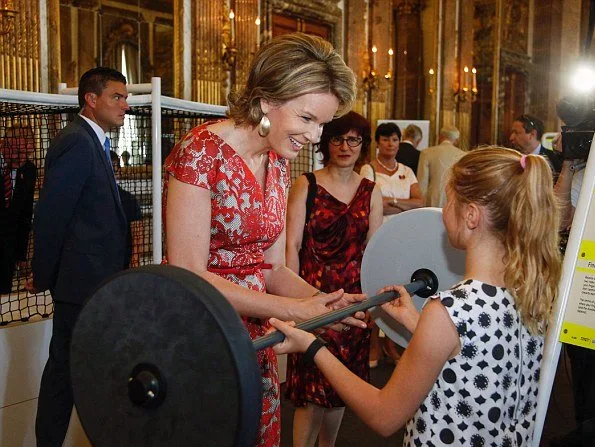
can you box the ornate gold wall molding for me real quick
[270,0,341,27]
[500,48,530,73]
[394,0,424,16]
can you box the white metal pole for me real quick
[533,138,595,445]
[58,83,153,96]
[151,77,162,264]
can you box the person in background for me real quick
[360,122,424,221]
[272,147,562,446]
[110,150,143,268]
[285,111,383,447]
[164,33,366,447]
[121,149,131,166]
[360,122,423,367]
[417,126,465,208]
[509,114,562,181]
[29,67,129,446]
[0,124,37,294]
[396,124,422,174]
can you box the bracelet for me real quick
[392,197,398,207]
[303,337,327,366]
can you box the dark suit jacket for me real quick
[32,116,128,304]
[1,160,37,258]
[1,160,37,292]
[396,141,421,175]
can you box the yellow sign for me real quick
[560,321,595,349]
[560,178,595,354]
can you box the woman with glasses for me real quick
[285,111,383,447]
[361,122,424,222]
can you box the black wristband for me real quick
[303,337,327,366]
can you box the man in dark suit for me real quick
[509,114,563,181]
[29,67,129,446]
[396,124,422,175]
[0,124,37,294]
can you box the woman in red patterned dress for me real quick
[164,34,362,447]
[285,111,383,446]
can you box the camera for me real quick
[557,95,595,159]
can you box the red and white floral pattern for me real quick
[164,122,289,447]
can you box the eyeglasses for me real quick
[329,136,363,147]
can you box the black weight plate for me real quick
[71,265,262,447]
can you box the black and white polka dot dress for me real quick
[403,279,544,447]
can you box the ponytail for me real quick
[450,147,562,335]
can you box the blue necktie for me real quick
[104,137,120,202]
[104,137,111,161]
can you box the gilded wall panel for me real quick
[194,0,227,104]
[0,0,41,91]
[270,0,341,45]
[233,0,260,92]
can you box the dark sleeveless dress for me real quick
[285,175,374,408]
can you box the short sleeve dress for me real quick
[404,279,544,446]
[164,122,289,447]
[285,175,374,408]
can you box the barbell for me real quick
[70,208,465,446]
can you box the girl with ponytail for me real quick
[270,146,562,446]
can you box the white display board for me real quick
[377,119,431,150]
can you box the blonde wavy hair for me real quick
[448,146,562,335]
[227,33,356,127]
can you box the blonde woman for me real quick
[164,33,366,446]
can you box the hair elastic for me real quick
[520,154,527,170]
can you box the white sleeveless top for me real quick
[404,279,544,446]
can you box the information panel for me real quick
[560,185,595,350]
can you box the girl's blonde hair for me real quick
[227,33,356,127]
[449,147,562,335]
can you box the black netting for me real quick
[0,99,315,326]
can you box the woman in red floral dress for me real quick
[164,34,362,447]
[285,112,383,446]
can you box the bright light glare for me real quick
[571,65,595,93]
